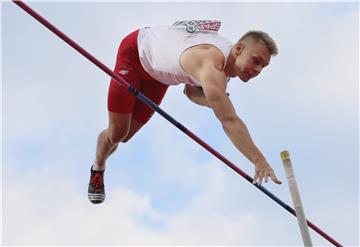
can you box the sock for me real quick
[92,162,105,171]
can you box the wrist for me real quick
[252,155,266,165]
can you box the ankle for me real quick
[93,162,105,171]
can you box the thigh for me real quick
[107,112,132,143]
[107,31,142,114]
[132,80,169,124]
[107,69,141,142]
[121,118,144,143]
[107,70,141,114]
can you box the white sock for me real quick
[92,162,105,171]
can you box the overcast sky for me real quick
[2,1,359,246]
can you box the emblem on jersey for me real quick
[119,69,129,75]
[172,20,221,33]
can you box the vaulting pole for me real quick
[281,151,313,246]
[12,1,342,246]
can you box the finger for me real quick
[264,171,270,183]
[274,178,282,184]
[258,176,263,185]
[258,171,264,185]
[270,171,282,184]
[252,174,259,184]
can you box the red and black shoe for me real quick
[88,167,105,204]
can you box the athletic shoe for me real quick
[88,167,105,204]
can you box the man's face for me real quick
[233,39,271,82]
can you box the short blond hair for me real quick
[239,30,278,56]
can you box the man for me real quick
[88,20,282,204]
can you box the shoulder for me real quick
[180,44,225,76]
[180,45,228,89]
[186,44,224,64]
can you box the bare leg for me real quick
[94,112,132,170]
[121,119,145,143]
[88,112,132,203]
[95,109,152,169]
[94,129,118,169]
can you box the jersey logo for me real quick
[172,20,221,33]
[119,69,129,75]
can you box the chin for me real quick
[239,76,249,83]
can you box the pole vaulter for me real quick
[12,1,342,246]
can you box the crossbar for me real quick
[12,1,342,246]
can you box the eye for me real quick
[253,57,260,65]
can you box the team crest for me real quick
[172,20,221,33]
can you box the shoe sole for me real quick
[88,193,105,204]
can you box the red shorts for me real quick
[108,29,169,124]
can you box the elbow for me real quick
[220,115,241,129]
[221,115,249,138]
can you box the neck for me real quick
[224,48,236,77]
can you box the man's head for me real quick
[226,31,278,82]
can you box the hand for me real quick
[252,159,282,185]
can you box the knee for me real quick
[121,135,131,143]
[107,128,129,145]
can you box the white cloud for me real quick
[2,158,299,245]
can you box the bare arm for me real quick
[183,84,210,108]
[199,63,281,185]
[184,84,230,108]
[180,45,281,184]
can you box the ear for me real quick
[235,41,245,56]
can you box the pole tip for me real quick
[280,150,290,160]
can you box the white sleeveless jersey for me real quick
[137,22,232,86]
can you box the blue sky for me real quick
[2,1,359,246]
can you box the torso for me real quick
[137,25,233,86]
